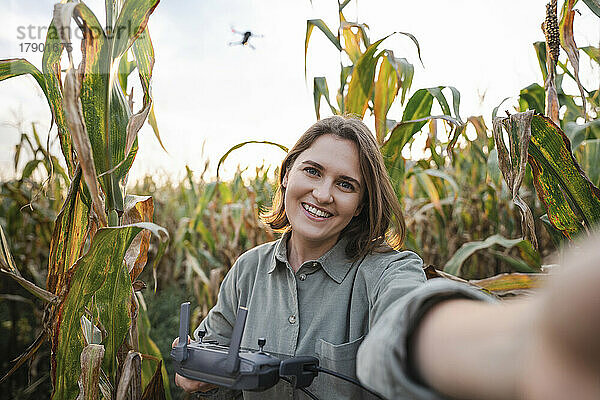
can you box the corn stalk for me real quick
[0,0,170,399]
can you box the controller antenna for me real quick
[224,306,248,374]
[173,302,190,362]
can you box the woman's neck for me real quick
[286,232,338,272]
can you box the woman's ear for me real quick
[353,203,363,217]
[282,171,288,189]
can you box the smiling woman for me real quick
[174,115,600,400]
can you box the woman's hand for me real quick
[171,337,218,393]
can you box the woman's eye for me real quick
[339,181,354,191]
[304,167,319,176]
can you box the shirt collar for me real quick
[268,230,355,284]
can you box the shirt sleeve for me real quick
[357,277,497,400]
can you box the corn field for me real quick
[1,0,599,399]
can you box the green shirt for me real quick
[194,230,494,400]
[195,232,492,399]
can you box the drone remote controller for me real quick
[171,302,317,391]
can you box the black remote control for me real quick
[170,302,282,391]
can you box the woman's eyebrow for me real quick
[300,160,361,189]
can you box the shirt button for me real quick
[299,274,306,281]
[288,315,296,324]
[312,262,318,267]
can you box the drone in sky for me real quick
[228,27,263,50]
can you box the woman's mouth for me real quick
[302,203,333,219]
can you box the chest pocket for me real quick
[315,335,365,378]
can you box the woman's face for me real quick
[283,134,364,249]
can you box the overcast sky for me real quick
[1,0,598,184]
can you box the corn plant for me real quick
[502,0,600,247]
[0,1,171,399]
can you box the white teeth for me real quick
[303,203,332,218]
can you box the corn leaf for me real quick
[559,0,586,119]
[216,141,288,179]
[518,83,545,114]
[111,0,160,61]
[123,195,154,281]
[147,104,167,152]
[528,114,600,237]
[383,88,434,152]
[77,344,105,400]
[305,19,342,77]
[444,234,530,276]
[581,0,600,20]
[115,351,142,400]
[48,167,90,295]
[340,15,368,64]
[575,139,600,187]
[126,27,155,160]
[493,110,538,248]
[313,77,338,119]
[345,36,389,117]
[0,58,47,95]
[141,360,167,400]
[470,273,547,295]
[42,22,75,175]
[96,258,133,384]
[137,293,170,399]
[51,222,167,400]
[581,46,600,64]
[374,54,399,143]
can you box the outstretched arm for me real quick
[414,233,600,400]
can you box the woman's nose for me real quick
[312,183,333,203]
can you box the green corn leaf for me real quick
[528,114,600,237]
[581,0,600,19]
[338,0,352,12]
[216,141,288,179]
[313,77,338,119]
[382,88,434,152]
[96,258,133,383]
[51,222,168,400]
[305,19,342,77]
[127,27,155,159]
[137,293,171,399]
[42,22,75,175]
[147,104,167,152]
[117,52,137,95]
[444,234,529,276]
[21,159,42,180]
[48,167,90,295]
[488,250,540,274]
[533,41,548,82]
[518,83,545,114]
[111,0,160,61]
[575,139,600,188]
[397,58,414,104]
[0,58,47,94]
[345,36,389,116]
[581,46,600,64]
[337,65,353,111]
[565,119,600,150]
